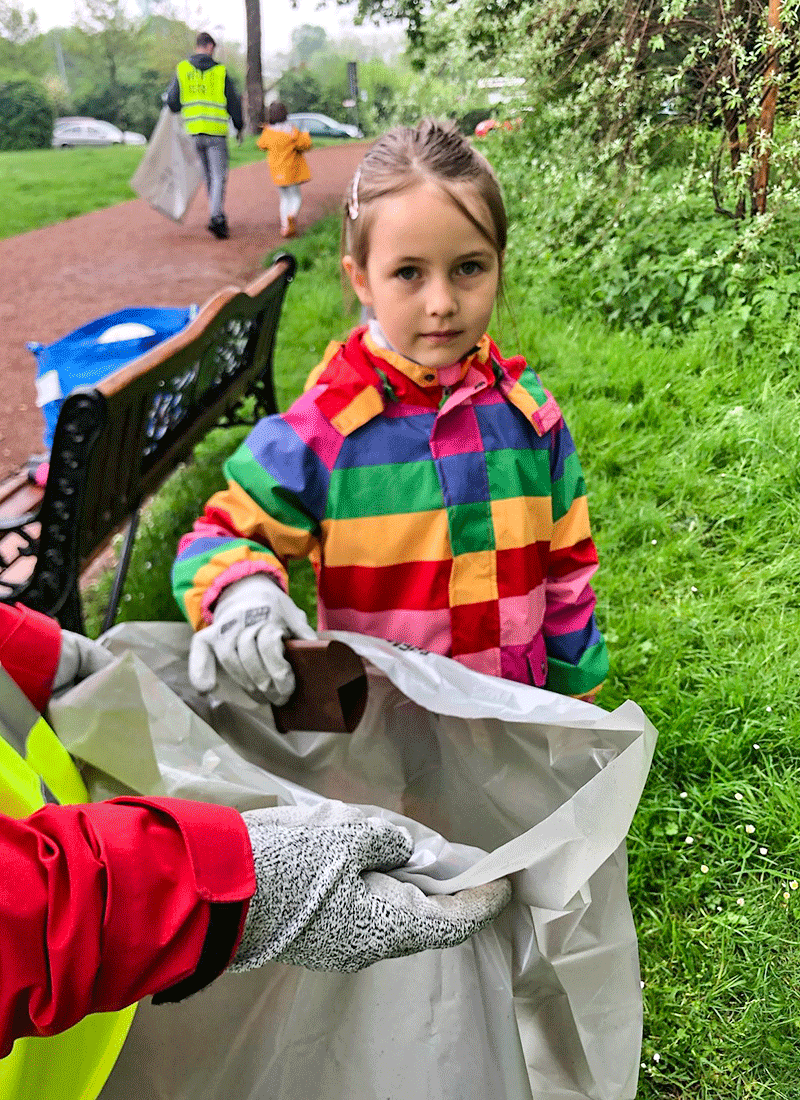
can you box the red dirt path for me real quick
[0,142,367,481]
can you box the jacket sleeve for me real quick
[225,73,243,131]
[165,73,181,113]
[295,129,312,152]
[543,415,609,697]
[0,602,61,711]
[172,403,329,630]
[0,797,255,1057]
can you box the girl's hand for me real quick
[188,575,316,703]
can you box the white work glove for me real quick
[230,802,512,973]
[188,575,316,703]
[53,630,115,691]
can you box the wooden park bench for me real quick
[0,252,296,635]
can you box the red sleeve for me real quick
[0,602,62,711]
[0,797,256,1056]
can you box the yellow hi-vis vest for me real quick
[0,666,137,1100]
[176,59,229,135]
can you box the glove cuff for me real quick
[212,574,282,618]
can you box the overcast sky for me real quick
[31,0,375,54]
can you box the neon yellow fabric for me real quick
[177,60,228,135]
[0,671,137,1100]
[25,717,88,806]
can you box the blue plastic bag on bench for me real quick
[28,306,198,451]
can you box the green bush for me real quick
[0,75,53,151]
[489,118,800,345]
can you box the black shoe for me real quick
[207,216,229,239]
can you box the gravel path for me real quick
[0,142,367,480]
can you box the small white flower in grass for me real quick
[651,539,657,545]
[735,792,743,801]
[766,706,772,713]
[701,864,709,873]
[690,585,698,593]
[737,897,745,906]
[685,836,694,844]
[745,824,755,834]
[680,791,688,799]
[759,847,768,855]
[790,881,798,891]
[783,892,791,901]
[653,1053,661,1063]
[753,744,760,750]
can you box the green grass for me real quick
[82,193,800,1097]
[508,291,800,1098]
[0,139,266,239]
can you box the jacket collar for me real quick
[312,327,556,437]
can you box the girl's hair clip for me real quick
[348,167,361,220]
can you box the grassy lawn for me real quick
[75,177,800,1093]
[0,139,266,239]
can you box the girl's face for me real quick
[343,180,500,369]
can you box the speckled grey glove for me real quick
[231,803,512,973]
[53,630,115,691]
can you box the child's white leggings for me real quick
[278,185,302,228]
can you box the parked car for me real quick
[52,118,147,147]
[287,112,362,139]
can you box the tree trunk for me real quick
[244,0,264,133]
[753,0,781,215]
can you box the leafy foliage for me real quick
[486,114,800,341]
[372,0,800,219]
[277,47,417,135]
[0,0,43,73]
[0,74,52,149]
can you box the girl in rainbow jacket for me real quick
[172,118,609,707]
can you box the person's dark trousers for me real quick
[193,133,229,234]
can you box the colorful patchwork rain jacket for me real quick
[173,328,608,697]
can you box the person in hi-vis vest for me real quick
[166,31,243,239]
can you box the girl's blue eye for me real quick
[396,266,418,281]
[459,260,484,276]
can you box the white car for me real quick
[52,118,146,147]
[287,112,362,139]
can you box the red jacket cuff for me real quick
[0,601,62,711]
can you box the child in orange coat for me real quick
[257,101,312,238]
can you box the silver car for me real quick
[287,112,363,139]
[52,118,146,147]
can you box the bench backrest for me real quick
[2,253,296,632]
